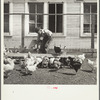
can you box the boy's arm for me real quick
[45,36,52,48]
[37,35,40,49]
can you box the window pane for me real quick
[29,3,35,20]
[37,15,43,23]
[57,4,62,13]
[4,15,9,23]
[94,15,97,24]
[83,3,97,34]
[4,4,9,32]
[37,24,43,29]
[84,24,90,33]
[84,15,90,24]
[84,4,90,13]
[49,15,55,32]
[4,4,9,13]
[91,4,97,13]
[37,4,43,13]
[29,3,43,32]
[4,23,9,32]
[29,3,35,13]
[94,24,97,33]
[57,15,62,32]
[29,15,35,21]
[29,24,35,32]
[49,4,55,14]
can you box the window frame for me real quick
[28,3,44,33]
[25,2,66,37]
[25,2,44,36]
[80,2,97,37]
[48,3,63,34]
[4,2,13,36]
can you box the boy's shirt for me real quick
[39,29,53,37]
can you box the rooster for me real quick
[68,57,82,73]
[87,59,97,72]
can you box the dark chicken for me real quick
[59,57,71,67]
[53,58,62,69]
[54,45,66,54]
[68,57,82,73]
[54,46,61,54]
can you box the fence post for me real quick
[91,14,95,57]
[21,14,25,48]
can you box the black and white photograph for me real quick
[1,0,99,99]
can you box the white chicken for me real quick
[25,61,39,72]
[22,52,39,75]
[78,53,85,62]
[36,57,43,64]
[87,59,97,72]
[49,57,55,65]
[4,59,15,78]
[24,52,37,65]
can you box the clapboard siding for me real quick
[13,3,25,13]
[4,37,21,48]
[4,0,97,50]
[66,28,80,37]
[66,3,80,37]
[67,3,80,13]
[49,37,91,49]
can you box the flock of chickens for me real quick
[4,46,97,78]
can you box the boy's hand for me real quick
[40,37,43,40]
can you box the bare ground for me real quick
[4,58,97,85]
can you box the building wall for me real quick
[4,0,97,49]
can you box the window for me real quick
[49,3,63,33]
[28,3,44,32]
[25,2,65,36]
[4,3,9,32]
[83,3,97,34]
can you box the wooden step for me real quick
[7,53,76,59]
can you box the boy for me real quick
[35,27,53,53]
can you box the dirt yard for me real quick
[4,57,97,85]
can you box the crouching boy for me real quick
[35,27,53,53]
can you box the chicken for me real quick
[25,61,38,73]
[68,57,82,73]
[4,59,15,78]
[77,53,85,63]
[49,57,55,64]
[24,52,37,65]
[59,57,70,67]
[53,57,62,69]
[87,59,97,72]
[27,52,33,58]
[54,45,66,54]
[36,57,43,68]
[20,52,38,75]
[54,45,61,54]
[21,59,38,75]
[41,56,49,68]
[36,57,43,64]
[4,61,15,72]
